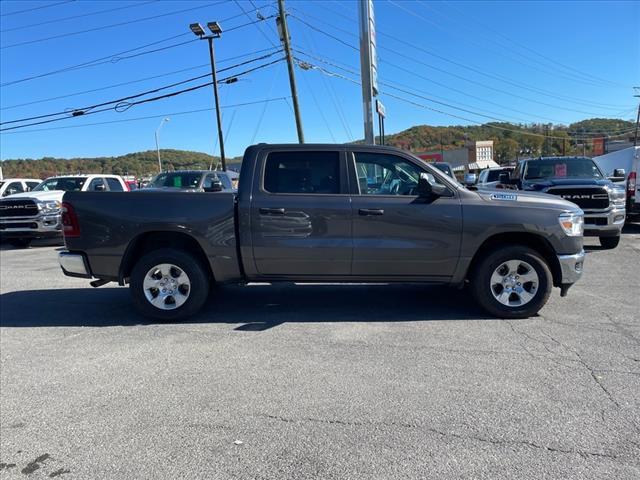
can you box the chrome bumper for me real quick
[0,214,62,234]
[59,251,92,278]
[557,250,585,285]
[583,205,626,233]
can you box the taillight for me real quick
[61,202,80,238]
[628,172,636,199]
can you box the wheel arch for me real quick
[119,231,213,285]
[465,232,561,287]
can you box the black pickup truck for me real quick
[501,156,626,249]
[58,144,586,321]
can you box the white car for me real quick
[0,174,128,248]
[0,178,42,198]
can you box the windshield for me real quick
[487,169,511,182]
[148,172,203,189]
[32,177,86,192]
[524,158,603,180]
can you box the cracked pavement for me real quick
[1,225,639,479]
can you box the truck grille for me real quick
[0,222,38,229]
[546,187,609,210]
[0,199,39,218]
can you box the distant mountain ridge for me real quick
[1,118,635,178]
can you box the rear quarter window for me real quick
[264,151,340,194]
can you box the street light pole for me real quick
[155,117,170,173]
[190,22,226,171]
[206,37,226,171]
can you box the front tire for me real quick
[599,235,620,249]
[130,248,210,321]
[470,245,552,319]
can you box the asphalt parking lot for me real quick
[1,226,639,479]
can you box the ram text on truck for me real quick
[503,156,626,249]
[58,144,586,320]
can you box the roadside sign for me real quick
[376,99,386,118]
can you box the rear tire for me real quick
[130,248,210,321]
[599,235,620,249]
[9,238,31,248]
[470,245,552,319]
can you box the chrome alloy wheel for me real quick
[142,263,191,310]
[490,260,539,307]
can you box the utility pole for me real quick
[277,0,304,143]
[155,117,170,173]
[634,93,640,147]
[358,0,376,144]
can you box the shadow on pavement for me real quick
[0,283,487,328]
[622,222,640,234]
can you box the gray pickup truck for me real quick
[58,144,586,320]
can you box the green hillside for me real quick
[382,118,636,162]
[0,118,635,178]
[0,149,242,179]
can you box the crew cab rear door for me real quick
[249,148,352,276]
[348,149,463,279]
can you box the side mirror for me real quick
[611,168,626,180]
[204,180,223,192]
[499,172,511,184]
[417,174,433,197]
[94,183,106,191]
[417,173,449,198]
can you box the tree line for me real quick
[0,118,634,179]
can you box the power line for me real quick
[439,0,628,89]
[0,47,282,111]
[0,12,277,88]
[0,58,285,132]
[0,1,226,49]
[390,0,625,90]
[301,61,635,141]
[297,52,637,137]
[0,98,292,135]
[0,0,157,33]
[0,32,193,87]
[288,10,628,117]
[0,0,74,17]
[290,4,629,111]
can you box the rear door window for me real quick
[106,178,124,191]
[264,151,341,194]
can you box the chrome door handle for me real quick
[358,208,384,216]
[259,207,285,215]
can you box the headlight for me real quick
[40,200,61,214]
[609,185,626,206]
[559,212,584,237]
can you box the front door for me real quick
[250,149,352,276]
[349,151,463,279]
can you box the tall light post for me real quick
[155,117,170,173]
[190,22,226,171]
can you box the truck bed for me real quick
[63,191,241,283]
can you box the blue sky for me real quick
[0,0,638,160]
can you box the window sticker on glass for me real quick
[173,177,182,187]
[555,163,567,177]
